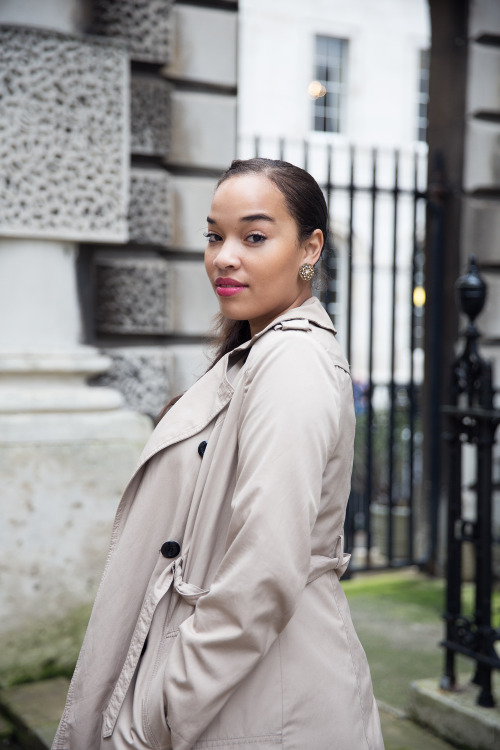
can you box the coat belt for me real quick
[307,535,351,583]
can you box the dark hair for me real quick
[217,158,328,246]
[157,159,328,422]
[210,158,328,365]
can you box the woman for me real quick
[53,158,384,750]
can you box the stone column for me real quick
[0,1,151,679]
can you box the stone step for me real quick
[0,677,70,750]
[409,676,500,750]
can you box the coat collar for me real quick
[136,296,335,468]
[230,295,336,357]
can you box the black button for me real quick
[161,541,180,558]
[198,441,208,458]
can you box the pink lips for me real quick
[215,277,247,297]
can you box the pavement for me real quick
[0,569,498,749]
[345,569,500,749]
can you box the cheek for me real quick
[265,247,300,283]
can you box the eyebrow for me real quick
[240,213,275,223]
[206,213,275,225]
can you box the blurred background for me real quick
[0,0,499,745]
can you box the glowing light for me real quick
[413,286,426,307]
[308,80,327,99]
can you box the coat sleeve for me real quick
[164,331,345,749]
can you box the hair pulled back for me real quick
[217,158,328,249]
[157,159,328,420]
[211,158,328,365]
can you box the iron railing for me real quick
[245,137,429,570]
[440,257,500,707]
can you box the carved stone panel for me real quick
[128,169,172,247]
[94,255,173,335]
[0,26,128,242]
[131,76,171,157]
[90,0,172,64]
[95,346,173,417]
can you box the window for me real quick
[312,36,348,133]
[417,49,429,142]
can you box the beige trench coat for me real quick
[53,296,384,750]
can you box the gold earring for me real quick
[298,263,315,281]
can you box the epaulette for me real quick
[272,319,312,332]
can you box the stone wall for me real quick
[0,0,237,685]
[423,0,500,572]
[90,0,238,417]
[0,25,128,242]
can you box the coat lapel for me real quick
[136,354,233,469]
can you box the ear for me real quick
[301,229,323,267]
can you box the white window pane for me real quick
[313,35,348,133]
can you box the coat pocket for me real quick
[142,630,179,750]
[193,636,283,747]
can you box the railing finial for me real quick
[455,254,487,323]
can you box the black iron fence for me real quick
[245,136,429,570]
[440,258,500,707]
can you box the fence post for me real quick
[440,256,500,707]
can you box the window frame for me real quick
[312,35,349,135]
[416,48,430,143]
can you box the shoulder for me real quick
[243,321,351,400]
[236,322,354,439]
[247,320,350,377]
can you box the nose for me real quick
[212,239,241,271]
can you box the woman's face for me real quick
[204,173,323,336]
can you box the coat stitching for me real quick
[194,734,282,747]
[277,635,285,749]
[144,630,179,747]
[102,574,175,737]
[328,572,373,750]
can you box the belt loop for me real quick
[332,535,344,569]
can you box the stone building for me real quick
[237,0,431,389]
[423,0,500,569]
[0,0,237,682]
[1,0,499,687]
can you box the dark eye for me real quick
[204,231,222,244]
[247,233,266,244]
